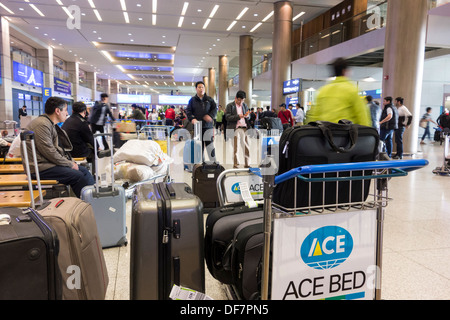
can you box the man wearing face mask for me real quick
[186,81,217,162]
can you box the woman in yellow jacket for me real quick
[306,58,371,127]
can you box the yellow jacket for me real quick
[306,76,371,127]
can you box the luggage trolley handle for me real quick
[20,131,44,209]
[93,132,115,195]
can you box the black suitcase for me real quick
[273,121,379,209]
[130,182,205,300]
[204,203,263,284]
[0,207,62,300]
[230,218,264,300]
[192,162,225,211]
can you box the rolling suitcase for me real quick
[273,120,379,209]
[183,122,202,172]
[230,218,264,300]
[20,131,109,300]
[38,197,109,300]
[192,162,225,211]
[0,207,61,300]
[131,182,205,300]
[204,203,263,284]
[81,133,127,248]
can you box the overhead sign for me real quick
[54,77,72,95]
[283,78,302,95]
[13,61,43,88]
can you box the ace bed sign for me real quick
[271,210,378,300]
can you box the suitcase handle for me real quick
[93,132,115,194]
[310,121,359,153]
[21,131,44,209]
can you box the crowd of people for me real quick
[2,57,450,197]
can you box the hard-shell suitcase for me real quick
[273,120,379,209]
[131,182,205,300]
[0,207,61,300]
[183,122,202,172]
[230,218,264,300]
[192,162,225,210]
[20,131,109,300]
[81,133,127,248]
[38,197,109,300]
[204,203,263,284]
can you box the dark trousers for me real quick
[91,124,109,150]
[394,127,406,157]
[39,165,95,198]
[380,128,394,158]
[202,128,216,162]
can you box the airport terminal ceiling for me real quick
[1,0,343,95]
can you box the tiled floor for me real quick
[102,133,450,300]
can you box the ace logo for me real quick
[300,226,353,270]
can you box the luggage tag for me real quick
[169,284,213,300]
[239,182,258,209]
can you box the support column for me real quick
[239,35,253,108]
[382,0,428,155]
[218,55,229,108]
[271,1,292,111]
[86,71,97,101]
[66,61,79,101]
[203,76,209,95]
[36,48,54,89]
[0,17,13,121]
[208,67,216,100]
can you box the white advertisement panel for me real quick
[271,210,378,300]
[222,174,264,203]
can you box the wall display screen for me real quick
[117,94,151,104]
[158,95,191,105]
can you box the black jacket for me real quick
[62,113,95,158]
[381,104,399,130]
[186,94,217,129]
[89,102,115,125]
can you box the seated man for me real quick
[24,97,94,198]
[62,101,95,162]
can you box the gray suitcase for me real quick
[81,133,127,248]
[130,182,205,300]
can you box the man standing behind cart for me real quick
[186,81,217,162]
[306,58,371,127]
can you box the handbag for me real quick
[419,118,428,129]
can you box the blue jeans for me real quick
[421,125,431,141]
[394,127,406,157]
[380,128,394,158]
[38,165,95,198]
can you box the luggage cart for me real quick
[433,128,450,176]
[255,159,429,301]
[138,125,173,156]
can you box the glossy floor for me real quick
[102,134,450,300]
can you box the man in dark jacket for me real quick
[379,96,399,158]
[186,81,217,162]
[89,93,115,150]
[62,101,95,167]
